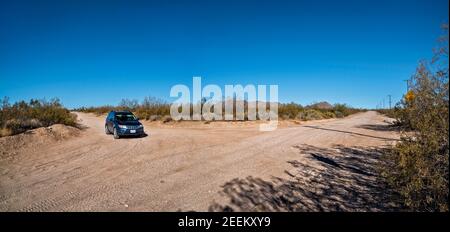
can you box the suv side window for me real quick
[107,112,114,121]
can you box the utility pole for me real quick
[404,79,411,91]
[388,95,392,109]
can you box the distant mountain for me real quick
[308,101,333,110]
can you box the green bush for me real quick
[298,109,324,121]
[278,102,303,119]
[0,98,77,137]
[278,102,361,121]
[75,97,171,120]
[332,103,361,117]
[78,98,362,122]
[135,97,170,120]
[75,105,116,116]
[322,111,336,119]
[381,25,449,212]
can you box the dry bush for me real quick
[75,105,116,115]
[75,97,171,120]
[79,98,362,122]
[381,25,449,211]
[278,102,303,119]
[322,111,336,119]
[162,115,173,123]
[279,102,362,121]
[135,97,170,120]
[297,109,324,121]
[0,98,77,137]
[332,103,360,117]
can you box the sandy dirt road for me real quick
[0,111,400,211]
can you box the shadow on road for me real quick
[356,124,400,132]
[118,133,149,139]
[302,125,400,141]
[208,144,402,212]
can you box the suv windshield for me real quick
[115,113,137,122]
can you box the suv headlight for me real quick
[118,125,127,129]
[138,124,143,128]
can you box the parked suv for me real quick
[105,111,144,139]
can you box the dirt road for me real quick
[0,111,400,211]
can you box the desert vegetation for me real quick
[0,96,362,137]
[75,97,171,121]
[0,97,77,137]
[380,25,449,211]
[279,102,363,120]
[77,96,363,122]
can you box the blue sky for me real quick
[0,0,448,109]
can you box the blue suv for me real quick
[105,111,145,139]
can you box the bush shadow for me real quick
[302,125,399,141]
[356,124,400,132]
[209,144,402,212]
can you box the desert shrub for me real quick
[322,111,336,119]
[75,97,171,120]
[278,102,303,119]
[0,97,77,136]
[148,115,161,121]
[134,97,170,120]
[332,103,360,117]
[75,105,115,115]
[118,98,139,110]
[297,109,324,121]
[279,102,361,120]
[77,97,361,122]
[381,25,449,212]
[162,115,173,123]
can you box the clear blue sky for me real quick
[0,0,448,109]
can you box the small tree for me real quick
[383,24,449,211]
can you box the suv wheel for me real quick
[105,125,110,134]
[113,127,120,139]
